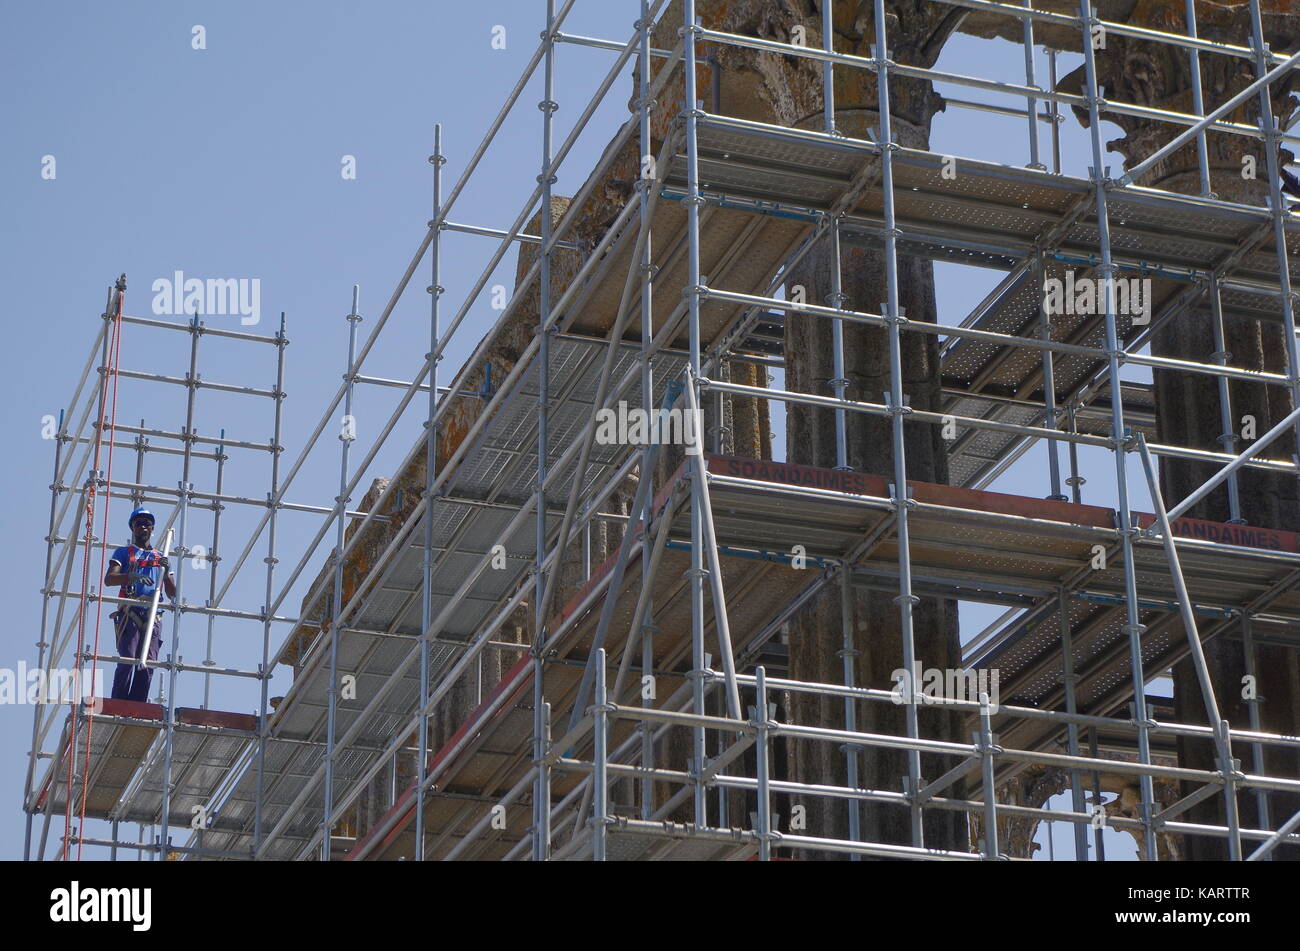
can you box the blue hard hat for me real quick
[127,507,155,529]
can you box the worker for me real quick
[104,507,175,702]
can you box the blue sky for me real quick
[2,1,1146,861]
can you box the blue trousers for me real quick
[111,606,163,702]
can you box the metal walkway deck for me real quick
[341,454,1300,859]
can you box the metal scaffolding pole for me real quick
[1021,0,1042,170]
[1247,0,1300,462]
[1246,805,1300,860]
[637,0,657,826]
[977,693,1000,858]
[24,409,66,861]
[1240,614,1271,851]
[1207,275,1244,523]
[1136,436,1242,860]
[253,314,286,855]
[840,561,862,854]
[270,374,649,859]
[416,124,445,862]
[1065,401,1084,503]
[873,0,925,849]
[1183,0,1213,196]
[1058,588,1089,861]
[1078,0,1158,861]
[592,649,609,860]
[532,0,557,863]
[755,665,773,861]
[682,373,742,719]
[322,287,361,861]
[1037,251,1066,500]
[824,0,849,471]
[683,0,709,829]
[64,281,119,861]
[131,420,147,507]
[1168,402,1300,522]
[158,308,202,860]
[201,435,227,709]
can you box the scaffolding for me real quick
[24,0,1300,861]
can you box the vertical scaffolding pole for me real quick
[1089,725,1106,860]
[682,375,741,720]
[1247,0,1300,458]
[840,562,861,855]
[1136,436,1242,860]
[593,649,609,861]
[24,408,66,861]
[1038,251,1065,500]
[1078,0,1158,861]
[978,693,999,859]
[824,1,849,471]
[416,124,445,863]
[1047,50,1062,175]
[322,287,361,861]
[873,0,925,849]
[755,665,772,862]
[1184,0,1213,197]
[821,0,835,136]
[1022,0,1042,170]
[132,420,147,507]
[1240,614,1271,850]
[636,0,657,824]
[1066,401,1084,503]
[158,308,202,859]
[1058,589,1089,860]
[65,285,117,859]
[582,522,591,579]
[711,349,725,455]
[1208,275,1244,523]
[201,434,227,709]
[829,219,849,470]
[532,0,557,863]
[683,0,709,829]
[253,313,287,856]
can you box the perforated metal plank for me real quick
[32,700,165,819]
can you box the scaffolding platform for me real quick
[32,699,256,828]
[675,117,1300,296]
[334,453,1300,859]
[32,0,1300,863]
[192,334,690,860]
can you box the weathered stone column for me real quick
[1063,0,1300,860]
[661,0,968,853]
[959,0,1300,860]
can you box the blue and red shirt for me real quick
[110,545,165,600]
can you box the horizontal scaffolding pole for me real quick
[87,421,276,453]
[690,27,1299,148]
[112,367,279,399]
[705,286,1295,388]
[40,590,299,625]
[440,220,583,250]
[118,313,286,345]
[704,378,1300,475]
